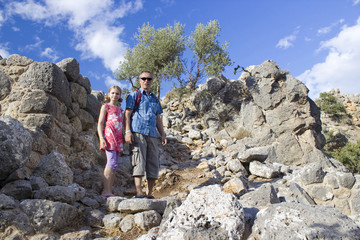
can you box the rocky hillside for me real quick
[1,54,360,240]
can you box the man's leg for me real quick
[130,133,147,197]
[146,178,156,196]
[134,176,143,196]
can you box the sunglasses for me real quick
[140,77,153,81]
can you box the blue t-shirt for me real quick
[126,89,163,138]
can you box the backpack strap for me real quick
[134,89,142,110]
[134,89,159,110]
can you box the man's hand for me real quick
[125,132,134,144]
[161,134,167,146]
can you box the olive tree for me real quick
[115,22,185,97]
[184,20,231,89]
[115,20,231,96]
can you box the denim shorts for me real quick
[130,132,160,179]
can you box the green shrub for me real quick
[315,92,346,117]
[323,130,348,153]
[330,140,360,173]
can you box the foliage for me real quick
[116,22,185,96]
[185,20,231,89]
[166,87,194,100]
[323,130,348,153]
[115,20,231,97]
[315,92,346,118]
[330,140,360,173]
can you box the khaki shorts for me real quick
[130,132,160,179]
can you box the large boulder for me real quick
[32,151,73,186]
[0,116,32,181]
[19,199,78,233]
[155,185,245,239]
[18,61,71,106]
[0,69,11,101]
[252,202,360,239]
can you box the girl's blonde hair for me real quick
[105,85,123,103]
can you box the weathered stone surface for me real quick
[33,186,76,205]
[105,196,126,212]
[223,177,248,196]
[86,209,105,227]
[103,213,124,229]
[156,185,245,240]
[117,199,167,215]
[0,69,11,100]
[20,199,78,233]
[85,93,101,120]
[18,61,71,106]
[240,183,280,207]
[119,214,135,232]
[6,54,33,66]
[252,202,360,240]
[227,159,246,173]
[0,180,32,200]
[336,172,356,189]
[310,185,334,202]
[249,161,280,179]
[134,210,162,230]
[19,90,56,114]
[32,151,73,186]
[300,162,325,185]
[289,183,316,205]
[29,176,49,191]
[59,229,92,240]
[0,116,32,181]
[70,82,87,108]
[237,146,272,163]
[56,58,80,82]
[0,194,17,210]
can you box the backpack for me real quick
[134,89,159,110]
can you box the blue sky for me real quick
[1,0,360,100]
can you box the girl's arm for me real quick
[97,104,107,150]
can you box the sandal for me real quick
[146,195,155,199]
[102,194,115,198]
[135,194,146,198]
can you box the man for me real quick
[124,71,167,199]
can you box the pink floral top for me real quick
[102,103,123,152]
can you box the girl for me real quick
[97,86,124,197]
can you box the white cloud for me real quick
[19,36,44,53]
[4,0,144,71]
[297,17,360,99]
[0,9,5,28]
[0,44,10,58]
[276,35,296,49]
[354,0,360,5]
[317,19,344,35]
[105,75,130,90]
[276,26,300,49]
[40,47,59,62]
[74,21,127,71]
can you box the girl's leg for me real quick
[102,150,119,196]
[102,166,113,196]
[108,151,119,194]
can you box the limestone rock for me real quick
[156,185,245,240]
[20,199,78,233]
[252,202,360,240]
[32,151,73,186]
[0,116,32,181]
[18,61,71,106]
